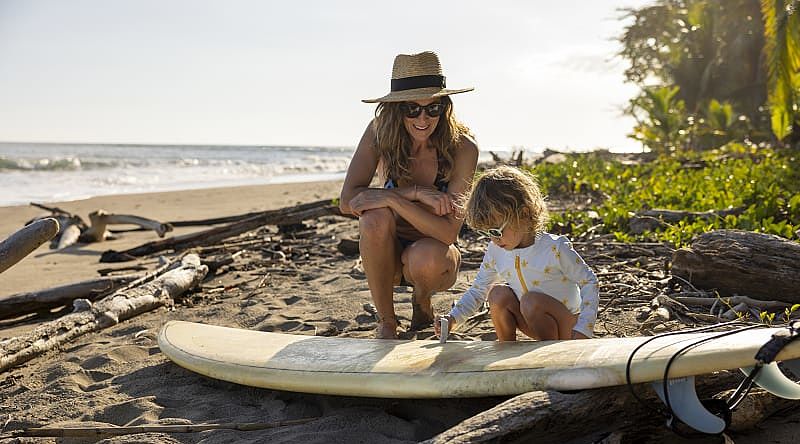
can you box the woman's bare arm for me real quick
[385,135,479,244]
[340,123,417,215]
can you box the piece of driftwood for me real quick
[425,373,791,443]
[0,275,138,320]
[10,417,318,438]
[672,230,800,303]
[100,199,341,262]
[167,199,349,227]
[629,207,744,234]
[79,210,174,243]
[56,222,82,249]
[674,295,793,313]
[0,254,207,373]
[28,203,88,249]
[639,295,722,332]
[0,218,60,274]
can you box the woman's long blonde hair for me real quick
[372,96,472,185]
[466,165,549,234]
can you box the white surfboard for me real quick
[158,320,800,399]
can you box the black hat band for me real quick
[391,75,446,92]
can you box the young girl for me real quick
[436,165,599,341]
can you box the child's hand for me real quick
[571,330,589,340]
[434,315,455,336]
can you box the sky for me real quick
[0,0,653,152]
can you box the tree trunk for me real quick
[0,254,207,373]
[0,275,138,320]
[671,230,800,303]
[425,373,795,443]
[99,199,341,262]
[0,218,60,274]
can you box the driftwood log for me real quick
[79,210,173,242]
[0,254,207,373]
[629,207,744,235]
[0,218,60,274]
[29,203,87,249]
[0,275,138,320]
[425,373,796,443]
[10,418,318,439]
[672,230,800,303]
[100,199,342,262]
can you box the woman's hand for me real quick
[348,189,392,216]
[434,314,455,336]
[415,186,454,216]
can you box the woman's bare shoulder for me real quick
[456,133,479,154]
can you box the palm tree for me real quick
[761,0,800,142]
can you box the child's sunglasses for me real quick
[476,220,508,238]
[400,102,446,119]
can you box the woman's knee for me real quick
[402,240,458,284]
[359,208,395,240]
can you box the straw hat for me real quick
[362,51,474,103]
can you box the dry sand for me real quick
[0,181,797,443]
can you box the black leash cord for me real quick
[624,320,755,418]
[659,324,765,419]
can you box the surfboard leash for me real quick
[623,320,758,432]
[658,323,764,436]
[626,320,800,437]
[728,319,800,409]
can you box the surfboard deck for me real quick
[158,320,800,398]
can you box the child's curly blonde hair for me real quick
[466,165,549,234]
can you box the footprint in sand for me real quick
[282,295,303,305]
[82,395,164,426]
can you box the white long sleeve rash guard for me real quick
[449,232,600,338]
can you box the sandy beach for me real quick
[0,180,507,444]
[1,180,797,443]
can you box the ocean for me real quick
[0,142,356,207]
[0,142,514,207]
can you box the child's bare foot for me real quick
[410,290,434,331]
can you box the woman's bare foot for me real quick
[375,318,398,339]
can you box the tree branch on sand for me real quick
[28,203,173,248]
[0,274,138,320]
[79,210,173,242]
[0,254,207,373]
[99,199,342,262]
[0,217,60,274]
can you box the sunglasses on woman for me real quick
[476,220,508,238]
[400,102,446,118]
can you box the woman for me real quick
[339,51,479,339]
